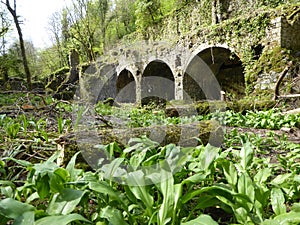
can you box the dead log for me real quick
[74,120,224,167]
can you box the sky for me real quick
[15,0,72,49]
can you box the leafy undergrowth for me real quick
[0,94,299,224]
[1,136,300,224]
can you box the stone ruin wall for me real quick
[77,3,300,103]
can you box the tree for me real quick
[65,0,112,61]
[48,10,70,68]
[0,11,9,38]
[0,41,24,82]
[0,8,10,81]
[134,0,163,36]
[2,0,32,89]
[111,0,136,37]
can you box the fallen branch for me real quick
[283,108,300,115]
[278,94,300,98]
[0,90,45,94]
[273,61,293,101]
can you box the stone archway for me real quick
[141,60,175,101]
[115,69,136,103]
[183,47,245,101]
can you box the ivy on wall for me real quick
[121,1,300,97]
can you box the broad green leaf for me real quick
[2,157,32,167]
[254,185,270,208]
[100,206,129,225]
[254,168,271,184]
[49,168,69,193]
[235,207,249,224]
[47,188,86,215]
[216,195,236,210]
[0,198,35,219]
[234,193,253,213]
[0,180,15,187]
[66,152,82,182]
[262,212,300,224]
[261,219,280,225]
[253,200,264,224]
[222,160,237,187]
[164,144,188,173]
[291,203,300,212]
[13,211,34,225]
[107,142,122,158]
[271,188,286,216]
[36,175,50,199]
[237,173,255,205]
[129,184,153,210]
[195,196,219,210]
[130,150,147,170]
[293,175,300,183]
[128,136,159,149]
[182,185,233,204]
[33,161,58,176]
[124,185,138,204]
[35,214,91,225]
[181,214,218,225]
[128,171,153,210]
[26,192,40,203]
[124,143,144,153]
[174,183,182,212]
[89,181,122,202]
[157,171,174,225]
[182,173,207,184]
[240,141,253,171]
[0,185,14,198]
[101,158,125,180]
[270,173,292,186]
[198,144,219,172]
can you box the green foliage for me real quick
[1,93,300,224]
[212,109,300,129]
[258,0,287,8]
[134,0,163,33]
[1,130,300,224]
[0,43,24,79]
[94,102,300,130]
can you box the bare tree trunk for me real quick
[4,0,32,90]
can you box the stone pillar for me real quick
[135,69,142,103]
[175,71,184,100]
[68,49,80,83]
[265,17,281,47]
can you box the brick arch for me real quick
[115,68,136,103]
[141,60,175,101]
[183,45,245,101]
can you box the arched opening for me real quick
[183,47,245,101]
[141,60,175,101]
[116,69,136,103]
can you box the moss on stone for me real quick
[45,67,69,90]
[194,99,276,115]
[194,101,227,115]
[227,99,276,113]
[244,45,299,96]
